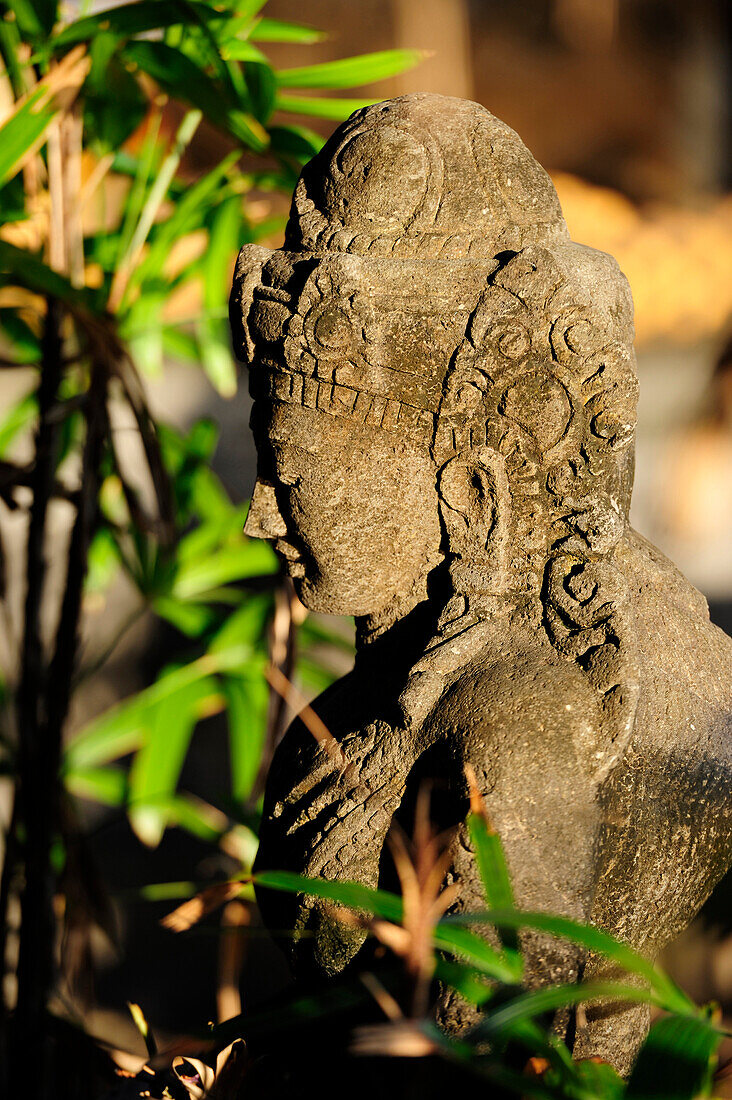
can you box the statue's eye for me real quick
[250,299,290,345]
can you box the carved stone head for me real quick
[231,94,639,646]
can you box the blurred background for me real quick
[1,0,731,1081]
[146,0,732,607]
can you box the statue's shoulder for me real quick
[620,527,710,617]
[423,630,604,753]
[619,528,732,701]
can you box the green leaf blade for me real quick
[224,673,268,803]
[276,49,425,90]
[250,18,325,44]
[445,908,696,1016]
[128,676,220,847]
[274,94,378,121]
[253,869,404,924]
[625,1014,722,1100]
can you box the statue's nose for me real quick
[244,479,288,539]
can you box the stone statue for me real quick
[230,94,732,1073]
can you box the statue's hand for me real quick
[256,719,417,976]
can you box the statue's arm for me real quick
[255,717,419,976]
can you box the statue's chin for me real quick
[292,573,386,619]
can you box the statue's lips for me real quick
[274,538,306,578]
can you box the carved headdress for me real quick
[231,94,641,777]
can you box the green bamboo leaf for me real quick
[296,614,355,653]
[112,107,164,278]
[124,151,240,300]
[468,810,515,912]
[219,39,269,62]
[172,541,277,600]
[64,646,252,770]
[157,417,219,474]
[128,676,218,847]
[224,673,268,802]
[52,1,229,49]
[210,592,272,651]
[432,923,522,983]
[433,959,494,1007]
[0,390,36,457]
[198,194,244,395]
[170,6,247,111]
[253,869,520,983]
[0,240,96,307]
[6,0,56,38]
[433,961,618,1092]
[189,466,235,525]
[447,909,695,1015]
[142,792,227,842]
[0,311,41,362]
[574,1059,626,1098]
[85,526,120,594]
[274,94,377,121]
[153,596,218,637]
[126,292,166,376]
[138,880,200,902]
[121,40,268,150]
[295,655,337,695]
[176,510,248,566]
[625,1014,722,1100]
[250,17,325,44]
[243,61,276,124]
[65,765,128,807]
[161,324,200,363]
[466,806,519,960]
[269,124,322,161]
[64,695,149,771]
[196,318,237,397]
[250,214,287,241]
[276,49,425,89]
[0,85,57,188]
[84,35,148,154]
[253,869,404,923]
[474,980,658,1042]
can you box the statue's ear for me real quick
[229,244,271,364]
[438,448,509,590]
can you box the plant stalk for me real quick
[13,295,64,1094]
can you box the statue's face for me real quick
[245,399,442,616]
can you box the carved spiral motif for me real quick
[433,244,640,777]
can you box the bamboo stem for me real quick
[14,295,64,1094]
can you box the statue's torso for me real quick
[257,531,732,985]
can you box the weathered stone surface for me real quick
[230,94,732,1074]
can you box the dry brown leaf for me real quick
[162,881,243,933]
[0,46,90,188]
[360,971,403,1021]
[351,1021,437,1058]
[464,761,495,828]
[172,1040,247,1100]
